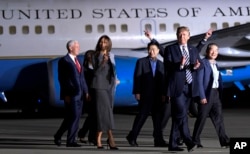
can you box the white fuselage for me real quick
[0,0,249,57]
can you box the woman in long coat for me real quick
[91,35,118,150]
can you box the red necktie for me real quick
[75,57,81,73]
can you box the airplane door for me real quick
[140,19,156,44]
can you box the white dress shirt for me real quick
[210,62,219,88]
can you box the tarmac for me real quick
[0,108,250,154]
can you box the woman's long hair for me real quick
[95,35,112,53]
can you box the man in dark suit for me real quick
[126,41,166,147]
[164,26,202,152]
[144,30,212,146]
[54,40,89,147]
[192,43,230,148]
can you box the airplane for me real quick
[0,0,250,113]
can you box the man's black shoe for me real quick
[197,144,203,148]
[53,135,61,146]
[168,147,184,151]
[221,142,230,148]
[187,144,196,152]
[154,141,169,147]
[177,138,184,146]
[78,138,87,144]
[88,139,97,146]
[66,142,81,147]
[126,135,138,147]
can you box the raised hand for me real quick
[144,29,152,40]
[204,29,213,40]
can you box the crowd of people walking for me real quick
[53,26,230,152]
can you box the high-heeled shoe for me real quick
[97,146,104,149]
[107,139,119,150]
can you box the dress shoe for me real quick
[221,142,230,148]
[88,139,97,146]
[168,147,184,151]
[126,135,138,147]
[97,146,104,149]
[197,144,203,148]
[66,142,81,147]
[79,138,87,144]
[154,141,169,147]
[187,144,196,152]
[53,135,61,146]
[177,137,184,146]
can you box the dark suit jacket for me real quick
[164,42,203,97]
[58,54,88,101]
[133,56,165,103]
[197,58,223,102]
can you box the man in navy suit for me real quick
[126,41,166,147]
[192,43,230,148]
[164,26,202,152]
[144,29,212,147]
[54,40,89,147]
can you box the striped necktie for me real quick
[182,46,192,84]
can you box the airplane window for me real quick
[35,25,42,34]
[234,22,240,26]
[0,26,3,35]
[98,24,105,33]
[159,24,166,32]
[145,24,152,31]
[48,25,55,34]
[121,24,128,32]
[173,23,180,32]
[109,24,116,33]
[9,26,16,35]
[85,25,92,33]
[222,22,229,28]
[22,26,29,34]
[211,23,217,30]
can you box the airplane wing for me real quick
[189,23,250,49]
[188,23,250,90]
[147,23,250,51]
[131,23,250,68]
[190,23,250,68]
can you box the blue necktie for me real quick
[182,46,192,83]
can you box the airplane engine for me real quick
[0,58,50,113]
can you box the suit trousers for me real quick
[192,88,229,146]
[128,99,162,142]
[169,84,194,148]
[55,99,83,144]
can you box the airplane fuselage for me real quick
[0,0,250,112]
[0,0,249,57]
